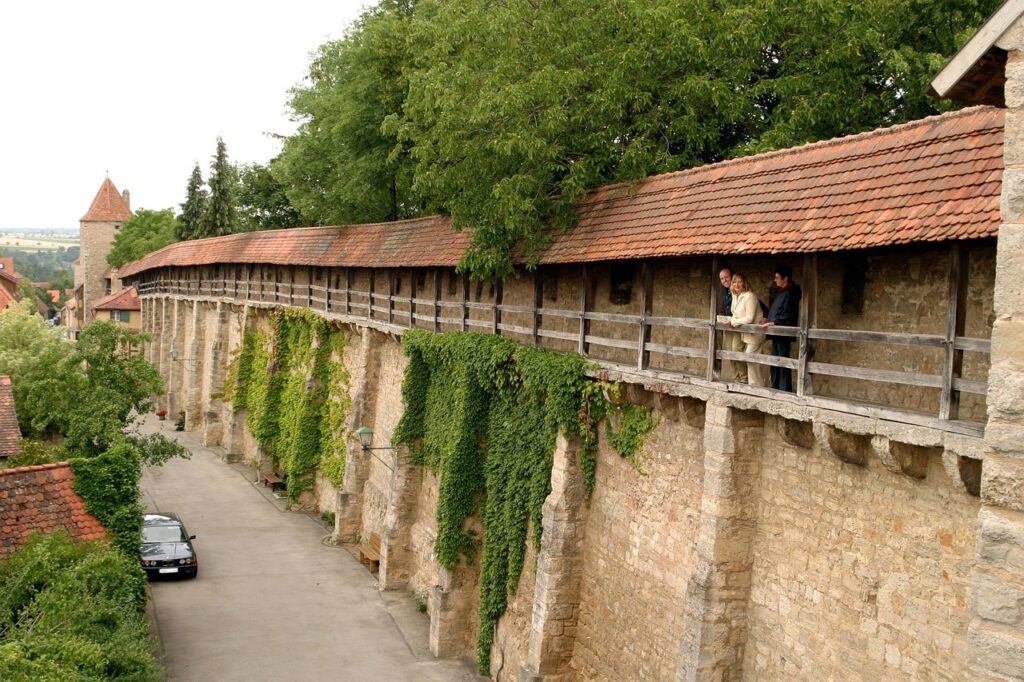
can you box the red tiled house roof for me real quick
[0,286,15,311]
[118,106,1003,277]
[81,178,132,223]
[0,462,106,557]
[0,376,21,458]
[91,286,140,312]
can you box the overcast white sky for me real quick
[0,1,369,229]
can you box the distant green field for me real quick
[0,235,79,251]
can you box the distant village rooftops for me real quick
[0,376,22,458]
[81,177,132,223]
[118,105,1002,277]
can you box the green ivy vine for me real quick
[70,442,144,556]
[392,331,608,673]
[230,310,350,503]
[605,402,657,473]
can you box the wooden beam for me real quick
[493,280,503,336]
[706,257,721,381]
[797,254,817,397]
[532,271,542,346]
[637,261,653,370]
[461,272,469,332]
[940,244,969,420]
[307,266,313,308]
[409,269,417,327]
[578,266,590,355]
[289,265,295,306]
[433,269,441,333]
[324,268,331,312]
[388,271,395,324]
[367,268,375,320]
[344,268,352,315]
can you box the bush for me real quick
[0,533,159,681]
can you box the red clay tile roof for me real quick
[91,286,140,311]
[0,376,20,458]
[0,286,15,311]
[0,462,106,557]
[81,178,132,223]
[118,106,1003,277]
[0,257,17,275]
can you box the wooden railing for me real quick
[133,257,990,437]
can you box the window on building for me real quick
[109,310,131,323]
[609,264,635,305]
[840,254,868,315]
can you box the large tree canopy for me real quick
[107,208,179,268]
[277,0,1000,278]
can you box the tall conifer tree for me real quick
[177,163,208,241]
[206,137,238,236]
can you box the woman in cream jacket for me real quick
[724,273,768,387]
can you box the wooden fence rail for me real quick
[135,256,990,436]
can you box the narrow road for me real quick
[140,418,480,682]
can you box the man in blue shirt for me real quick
[760,265,801,392]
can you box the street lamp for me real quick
[355,426,394,451]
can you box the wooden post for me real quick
[433,269,441,333]
[409,269,417,327]
[387,271,395,324]
[797,254,818,397]
[324,268,331,312]
[344,268,352,315]
[367,269,375,321]
[275,268,281,303]
[493,280,503,336]
[532,271,543,346]
[637,261,653,371]
[706,257,721,381]
[578,266,591,356]
[307,266,313,308]
[461,272,469,332]
[940,244,969,420]
[289,266,296,306]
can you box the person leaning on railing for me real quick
[760,264,802,392]
[724,272,769,387]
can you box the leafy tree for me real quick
[206,136,238,236]
[279,0,998,278]
[274,0,420,226]
[0,300,68,434]
[237,162,303,231]
[53,322,163,456]
[107,208,179,268]
[178,163,208,241]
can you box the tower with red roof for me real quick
[77,177,132,319]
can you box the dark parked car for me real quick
[141,512,198,578]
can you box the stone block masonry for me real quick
[141,295,992,680]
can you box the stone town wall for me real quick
[743,415,977,679]
[143,294,988,680]
[571,395,706,680]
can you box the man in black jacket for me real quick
[760,265,801,392]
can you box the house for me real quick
[76,177,132,322]
[0,376,21,459]
[90,286,141,331]
[0,462,106,557]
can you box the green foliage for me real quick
[605,402,656,472]
[56,322,163,456]
[0,533,158,681]
[392,331,607,673]
[275,0,419,226]
[207,137,239,237]
[0,300,68,435]
[282,0,998,278]
[70,443,144,556]
[236,161,303,232]
[0,246,77,290]
[231,313,351,501]
[177,163,208,241]
[0,440,66,470]
[107,208,179,268]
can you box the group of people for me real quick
[718,265,801,392]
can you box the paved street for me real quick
[140,418,480,682]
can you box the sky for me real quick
[0,1,369,230]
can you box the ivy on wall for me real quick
[70,443,145,556]
[392,331,612,673]
[230,310,350,502]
